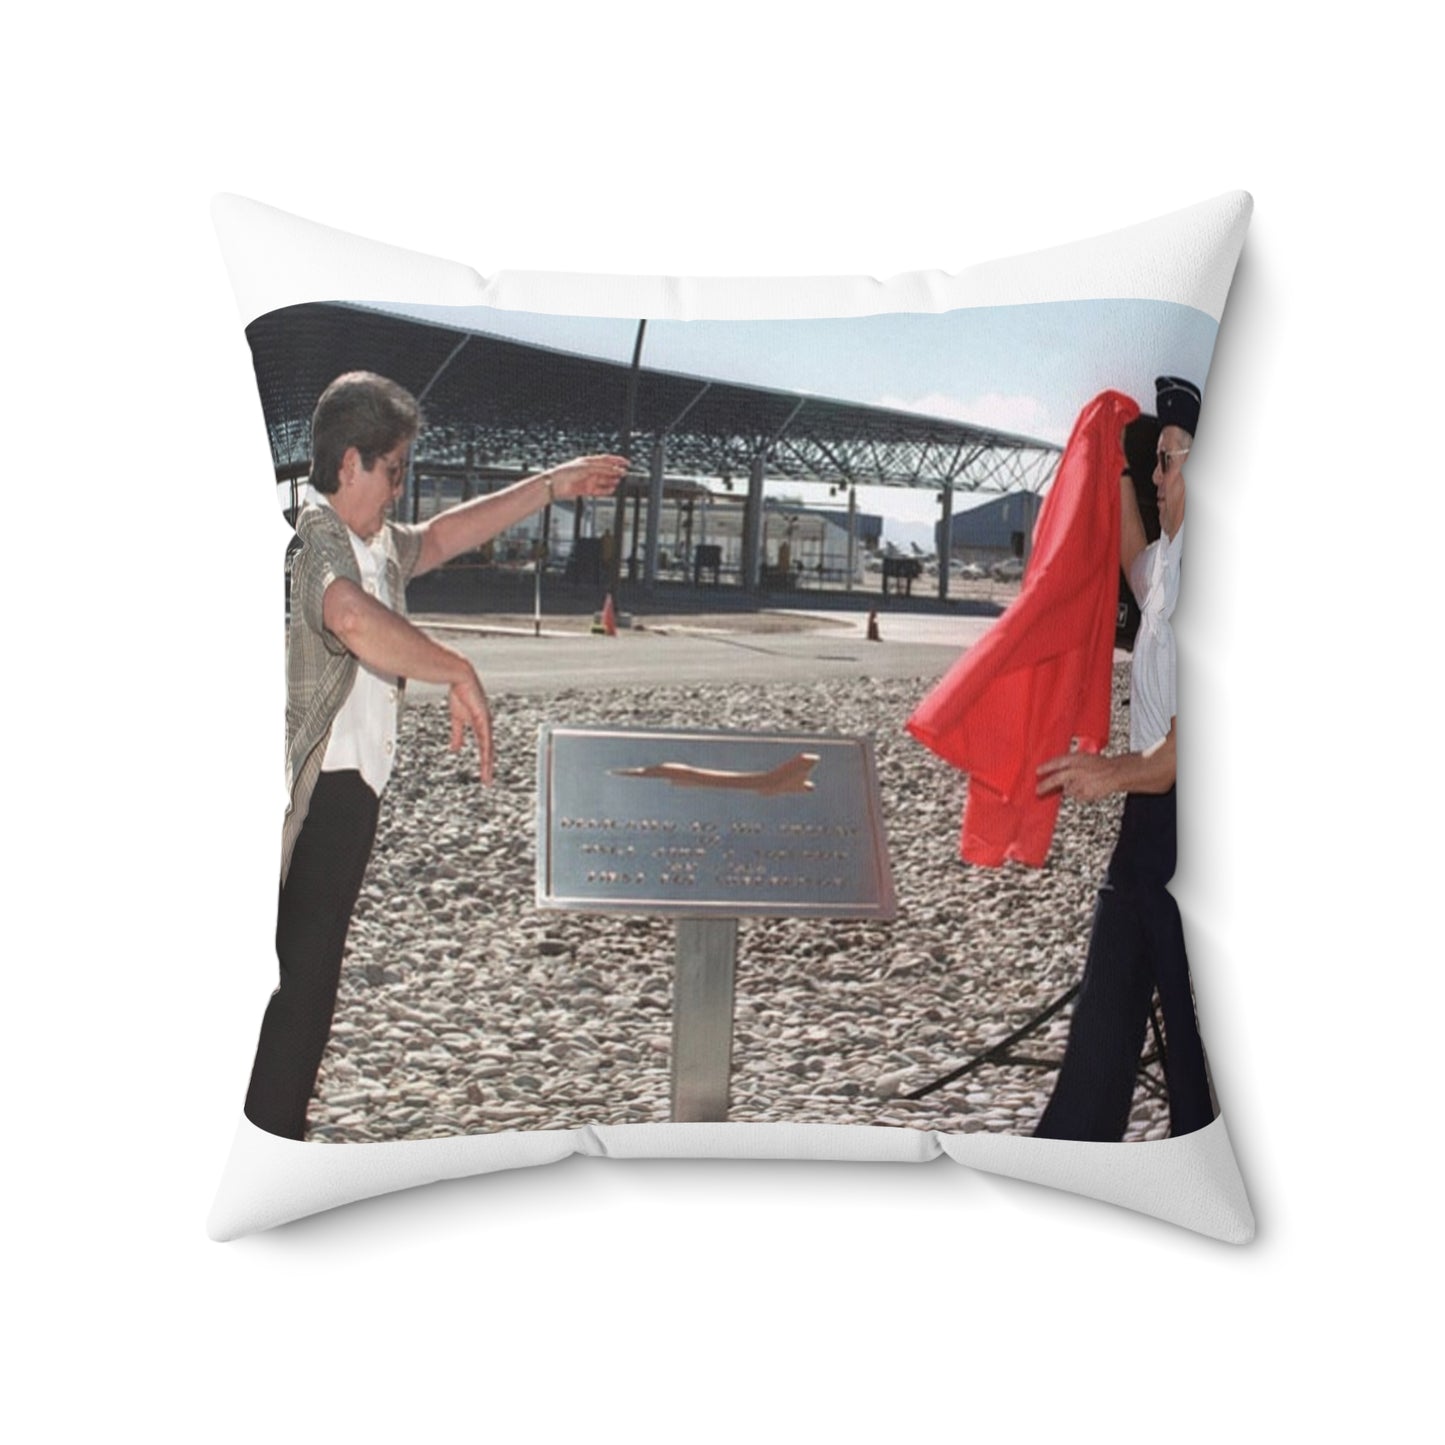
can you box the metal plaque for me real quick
[536,725,896,919]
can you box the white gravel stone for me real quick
[308,668,1178,1146]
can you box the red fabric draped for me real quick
[905,389,1138,866]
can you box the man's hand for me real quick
[1036,749,1119,801]
[447,668,494,785]
[1040,722,1176,800]
[545,455,630,502]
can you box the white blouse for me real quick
[1127,522,1183,757]
[318,499,402,797]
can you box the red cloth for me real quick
[906,390,1138,866]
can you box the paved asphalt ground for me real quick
[405,608,1001,698]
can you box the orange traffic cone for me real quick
[601,594,619,637]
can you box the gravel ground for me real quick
[308,666,1176,1144]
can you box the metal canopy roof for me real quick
[245,302,1060,495]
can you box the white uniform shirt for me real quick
[1127,522,1183,757]
[317,497,401,796]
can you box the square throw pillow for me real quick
[209,191,1254,1241]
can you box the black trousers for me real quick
[244,770,380,1141]
[1034,787,1214,1142]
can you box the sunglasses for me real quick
[1157,447,1190,475]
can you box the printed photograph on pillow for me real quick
[238,294,1219,1151]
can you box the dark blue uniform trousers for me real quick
[1035,787,1214,1142]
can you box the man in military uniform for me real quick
[1034,376,1214,1141]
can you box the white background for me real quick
[7,3,1436,1439]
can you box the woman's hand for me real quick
[447,668,494,786]
[545,455,630,502]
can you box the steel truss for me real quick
[247,302,1062,592]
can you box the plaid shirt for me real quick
[281,501,425,881]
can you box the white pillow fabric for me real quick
[210,191,1253,1241]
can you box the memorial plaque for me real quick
[536,726,896,920]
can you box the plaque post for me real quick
[671,918,739,1122]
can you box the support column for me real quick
[846,484,857,593]
[743,453,766,591]
[644,440,665,587]
[937,482,954,601]
[629,490,642,582]
[535,497,550,638]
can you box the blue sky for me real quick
[377,297,1217,446]
[370,297,1218,547]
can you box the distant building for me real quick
[785,505,883,554]
[937,492,1041,566]
[565,490,882,589]
[710,500,883,586]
